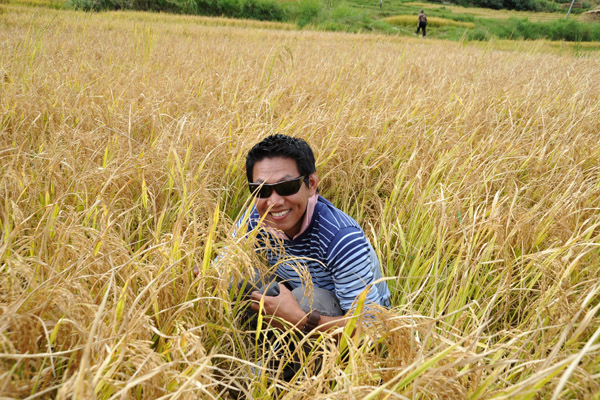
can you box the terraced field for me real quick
[405,1,578,21]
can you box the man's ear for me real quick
[307,173,319,195]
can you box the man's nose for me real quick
[266,191,285,206]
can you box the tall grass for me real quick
[1,5,599,399]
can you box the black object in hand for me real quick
[259,281,280,297]
[238,278,280,298]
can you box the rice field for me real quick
[1,4,600,399]
[383,15,476,28]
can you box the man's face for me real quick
[251,157,318,238]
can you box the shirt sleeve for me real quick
[326,227,383,312]
[233,206,260,237]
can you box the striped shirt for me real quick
[239,196,391,312]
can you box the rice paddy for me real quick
[383,15,476,28]
[1,4,599,399]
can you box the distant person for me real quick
[416,9,427,37]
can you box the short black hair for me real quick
[246,134,316,183]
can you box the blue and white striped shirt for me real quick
[240,196,391,312]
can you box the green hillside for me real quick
[303,0,600,41]
[3,0,600,41]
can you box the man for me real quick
[416,9,427,37]
[240,134,390,334]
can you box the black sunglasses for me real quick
[248,176,306,199]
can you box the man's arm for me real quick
[249,231,386,332]
[250,285,347,333]
[327,228,384,312]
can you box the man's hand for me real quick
[250,284,306,327]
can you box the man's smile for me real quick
[270,209,291,219]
